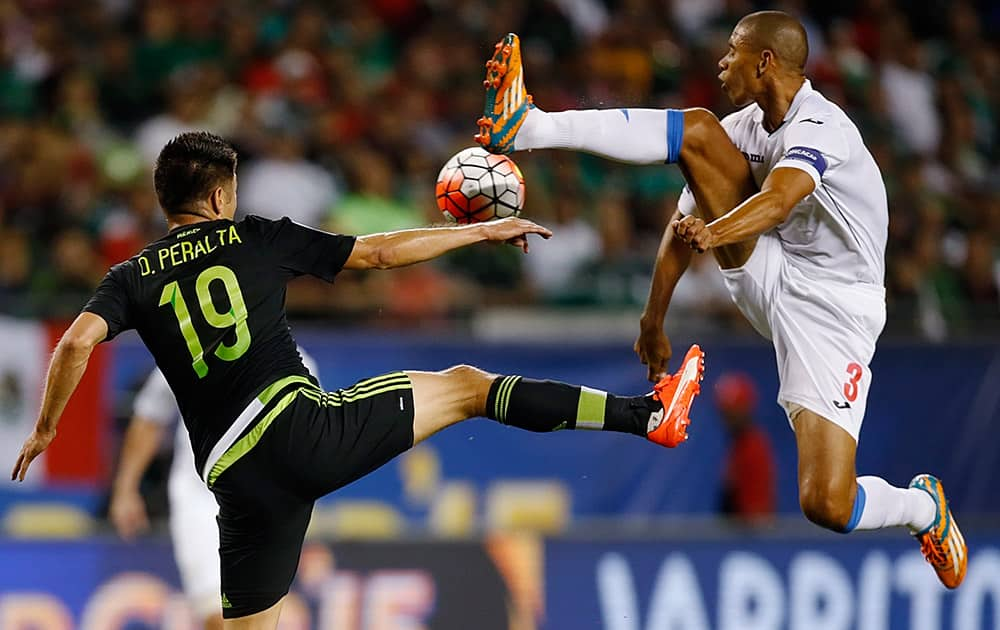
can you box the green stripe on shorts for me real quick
[208,387,304,486]
[257,375,317,405]
[340,372,408,396]
[299,375,411,407]
[208,373,414,486]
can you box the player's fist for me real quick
[482,217,553,253]
[635,325,673,383]
[672,215,716,253]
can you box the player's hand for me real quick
[635,325,673,382]
[11,428,56,482]
[482,217,553,253]
[110,488,150,541]
[672,215,716,253]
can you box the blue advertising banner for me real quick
[0,536,539,629]
[544,534,1000,630]
[3,533,997,629]
[0,539,182,628]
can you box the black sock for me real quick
[485,376,654,436]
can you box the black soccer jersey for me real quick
[84,216,356,474]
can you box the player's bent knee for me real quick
[799,481,854,531]
[438,364,492,384]
[681,108,724,151]
[683,107,719,124]
[436,364,494,413]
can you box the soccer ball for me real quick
[435,147,525,224]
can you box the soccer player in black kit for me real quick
[12,132,705,629]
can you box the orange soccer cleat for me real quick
[910,474,967,589]
[646,344,705,448]
[475,33,533,154]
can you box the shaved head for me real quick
[734,11,809,72]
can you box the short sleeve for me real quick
[246,216,356,282]
[773,114,848,187]
[133,369,179,425]
[677,186,697,217]
[83,265,133,341]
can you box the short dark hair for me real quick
[153,131,238,214]
[736,11,809,72]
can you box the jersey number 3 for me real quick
[159,265,251,378]
[843,362,863,403]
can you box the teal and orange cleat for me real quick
[474,33,533,154]
[646,344,705,448]
[910,474,967,589]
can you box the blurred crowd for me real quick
[0,0,997,337]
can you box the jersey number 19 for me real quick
[159,265,251,378]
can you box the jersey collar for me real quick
[753,78,813,133]
[166,218,229,236]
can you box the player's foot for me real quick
[910,474,967,589]
[475,33,533,154]
[646,345,705,448]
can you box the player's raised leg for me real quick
[793,408,966,588]
[673,108,758,269]
[474,34,755,269]
[474,34,677,164]
[408,345,705,448]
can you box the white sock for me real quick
[851,475,936,532]
[515,107,672,164]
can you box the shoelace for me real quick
[920,535,950,569]
[651,376,675,403]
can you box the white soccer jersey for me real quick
[680,80,888,286]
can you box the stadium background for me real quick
[0,0,998,628]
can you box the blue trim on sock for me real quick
[842,483,867,533]
[620,108,630,122]
[665,109,684,164]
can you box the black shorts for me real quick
[209,372,415,618]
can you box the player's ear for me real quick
[757,50,772,77]
[209,186,226,217]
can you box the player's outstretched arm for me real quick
[636,209,693,382]
[673,167,815,252]
[11,312,107,482]
[342,217,553,270]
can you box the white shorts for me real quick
[168,460,222,619]
[719,234,886,441]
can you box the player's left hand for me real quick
[672,215,716,253]
[482,217,553,253]
[11,428,56,482]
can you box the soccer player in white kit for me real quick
[110,350,319,629]
[474,11,966,588]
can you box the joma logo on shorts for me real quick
[741,151,764,163]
